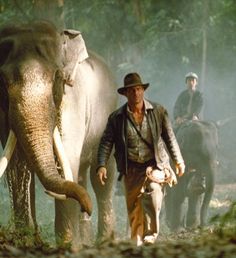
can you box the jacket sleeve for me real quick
[160,107,184,165]
[191,91,203,117]
[97,114,115,169]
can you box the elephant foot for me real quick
[186,218,199,229]
[185,226,202,235]
[33,232,45,247]
[55,232,83,252]
[79,212,94,247]
[96,231,116,246]
[8,226,45,248]
[172,226,187,234]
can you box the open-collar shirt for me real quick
[126,99,155,163]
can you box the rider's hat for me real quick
[185,72,198,83]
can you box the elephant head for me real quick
[0,21,92,215]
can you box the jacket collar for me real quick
[127,99,154,114]
[144,99,154,111]
[116,99,153,115]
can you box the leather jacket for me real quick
[97,100,184,175]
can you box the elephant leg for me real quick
[55,199,81,250]
[6,155,40,244]
[186,193,201,228]
[200,166,215,227]
[90,157,115,243]
[200,198,210,227]
[164,186,173,227]
[78,162,94,246]
[168,180,186,231]
[54,160,92,249]
[171,196,185,231]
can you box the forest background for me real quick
[0,0,236,242]
[0,0,235,119]
[2,0,233,179]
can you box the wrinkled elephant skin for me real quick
[166,120,218,231]
[0,21,117,248]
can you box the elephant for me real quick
[0,20,117,249]
[165,120,218,231]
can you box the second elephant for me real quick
[165,120,218,230]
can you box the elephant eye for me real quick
[0,40,14,67]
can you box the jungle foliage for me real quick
[0,1,235,104]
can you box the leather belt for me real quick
[128,159,156,170]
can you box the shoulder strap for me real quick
[126,114,154,151]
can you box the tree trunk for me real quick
[200,0,208,118]
[32,0,65,29]
[133,0,145,25]
[201,25,207,93]
[200,0,209,92]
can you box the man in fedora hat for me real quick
[96,72,185,245]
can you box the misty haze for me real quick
[0,1,235,257]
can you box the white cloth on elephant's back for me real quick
[61,29,89,85]
[62,29,89,63]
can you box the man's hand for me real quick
[175,162,185,177]
[175,117,185,125]
[97,167,107,185]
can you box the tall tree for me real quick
[200,0,209,92]
[32,0,65,29]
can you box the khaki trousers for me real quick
[123,165,164,245]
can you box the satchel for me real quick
[146,166,177,187]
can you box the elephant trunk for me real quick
[8,62,92,215]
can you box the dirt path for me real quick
[0,183,235,257]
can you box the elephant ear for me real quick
[61,29,89,86]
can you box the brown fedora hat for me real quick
[117,72,149,95]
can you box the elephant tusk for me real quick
[53,126,74,182]
[45,190,67,200]
[44,127,74,201]
[0,130,17,178]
